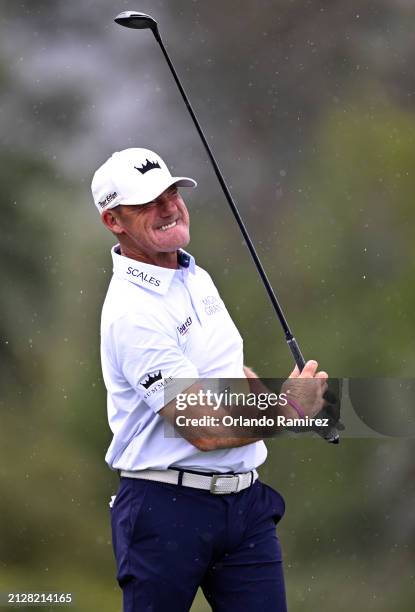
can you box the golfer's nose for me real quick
[158,194,178,216]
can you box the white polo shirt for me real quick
[101,245,267,473]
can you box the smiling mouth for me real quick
[159,220,178,232]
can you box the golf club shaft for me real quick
[154,32,305,367]
[138,24,338,443]
[154,32,340,444]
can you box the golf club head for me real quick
[114,11,158,32]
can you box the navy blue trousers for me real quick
[111,476,287,612]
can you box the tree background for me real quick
[0,0,414,610]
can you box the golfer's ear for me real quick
[102,209,123,234]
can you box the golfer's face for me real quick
[116,185,190,258]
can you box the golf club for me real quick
[114,10,340,444]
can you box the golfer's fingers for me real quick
[315,370,328,380]
[298,360,318,378]
[289,365,300,378]
[315,371,328,393]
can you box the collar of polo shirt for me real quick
[111,245,195,295]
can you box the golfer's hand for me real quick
[281,360,328,419]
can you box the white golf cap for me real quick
[91,148,197,213]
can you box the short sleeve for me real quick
[111,313,199,413]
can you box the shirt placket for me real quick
[180,269,204,328]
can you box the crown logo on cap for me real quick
[135,158,161,175]
[140,370,163,390]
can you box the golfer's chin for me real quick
[154,226,190,252]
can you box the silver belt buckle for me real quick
[210,474,236,494]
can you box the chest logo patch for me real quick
[177,316,192,336]
[202,295,223,315]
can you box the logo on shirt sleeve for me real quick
[140,371,163,390]
[139,371,174,400]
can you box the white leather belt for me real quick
[120,468,258,495]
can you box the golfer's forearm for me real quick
[169,406,269,448]
[160,372,290,450]
[162,399,286,451]
[190,406,286,450]
[185,411,288,450]
[192,435,263,451]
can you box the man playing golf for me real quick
[91,147,329,612]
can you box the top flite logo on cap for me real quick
[135,159,161,175]
[98,191,118,209]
